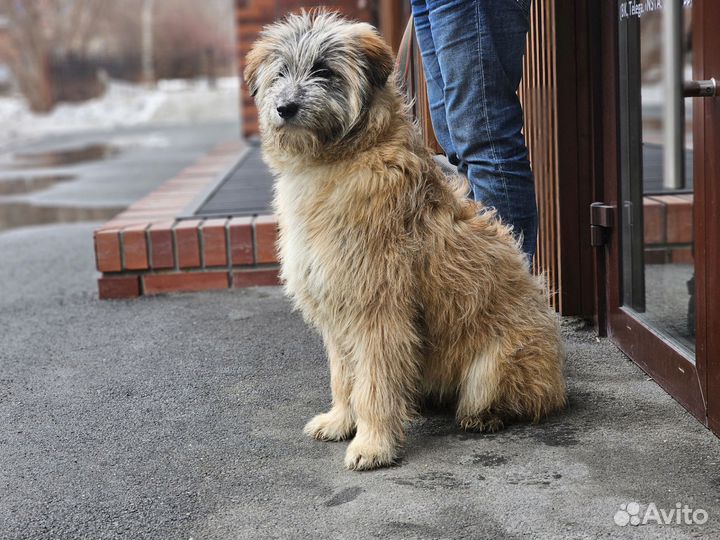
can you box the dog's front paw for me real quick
[344,436,397,471]
[304,410,355,441]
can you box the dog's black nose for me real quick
[277,102,299,119]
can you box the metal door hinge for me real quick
[590,202,615,247]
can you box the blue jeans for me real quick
[410,0,537,259]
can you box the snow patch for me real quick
[0,77,239,148]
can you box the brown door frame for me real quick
[597,0,719,431]
[693,0,720,433]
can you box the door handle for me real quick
[683,78,718,98]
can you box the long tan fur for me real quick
[247,10,566,471]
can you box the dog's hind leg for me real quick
[456,342,506,433]
[457,337,566,432]
[304,334,356,441]
[489,337,566,425]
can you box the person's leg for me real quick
[409,0,458,165]
[426,0,537,259]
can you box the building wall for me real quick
[519,0,600,317]
[235,0,374,137]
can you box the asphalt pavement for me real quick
[1,222,719,539]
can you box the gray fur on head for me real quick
[245,10,395,158]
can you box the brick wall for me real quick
[235,0,374,137]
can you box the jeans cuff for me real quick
[515,0,531,16]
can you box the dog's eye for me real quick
[311,62,333,79]
[278,71,286,79]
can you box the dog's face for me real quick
[245,11,394,156]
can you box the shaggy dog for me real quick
[245,10,566,471]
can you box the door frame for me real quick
[597,0,719,431]
[693,0,720,433]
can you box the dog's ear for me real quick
[354,23,394,88]
[244,40,269,97]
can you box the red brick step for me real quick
[93,141,280,299]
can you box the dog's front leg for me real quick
[344,313,419,471]
[304,334,356,441]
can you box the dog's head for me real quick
[245,10,394,157]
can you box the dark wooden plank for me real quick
[516,0,600,317]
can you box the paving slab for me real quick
[0,122,239,210]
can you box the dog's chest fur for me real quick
[274,168,362,320]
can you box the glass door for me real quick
[602,0,720,427]
[618,1,696,350]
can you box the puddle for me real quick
[0,175,75,196]
[0,202,122,232]
[0,143,123,231]
[11,143,118,168]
